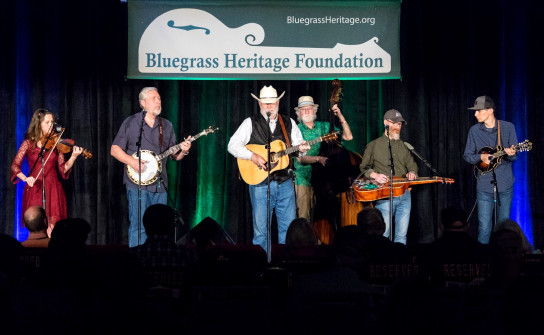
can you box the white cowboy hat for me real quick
[250,85,285,103]
[294,96,319,111]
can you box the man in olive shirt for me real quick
[359,109,418,244]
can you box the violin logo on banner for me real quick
[129,1,401,80]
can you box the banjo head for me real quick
[127,150,162,185]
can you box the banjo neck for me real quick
[127,126,219,185]
[154,127,217,161]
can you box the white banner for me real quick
[128,1,401,80]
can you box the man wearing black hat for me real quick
[359,109,418,244]
[463,95,518,244]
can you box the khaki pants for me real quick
[295,184,314,221]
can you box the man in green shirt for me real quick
[359,109,418,244]
[293,96,353,221]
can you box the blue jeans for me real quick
[126,187,167,247]
[476,186,513,244]
[375,190,412,244]
[249,180,296,251]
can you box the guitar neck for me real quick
[277,136,327,158]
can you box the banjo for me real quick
[126,125,218,185]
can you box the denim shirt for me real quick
[112,112,177,192]
[463,120,518,193]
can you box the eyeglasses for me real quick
[299,107,315,112]
[386,121,403,127]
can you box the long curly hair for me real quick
[24,108,54,143]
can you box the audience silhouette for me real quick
[3,208,541,335]
[130,203,198,269]
[422,206,489,286]
[494,219,536,254]
[356,207,409,263]
[21,206,50,248]
[285,217,319,248]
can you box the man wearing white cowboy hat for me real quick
[228,85,310,251]
[293,95,353,222]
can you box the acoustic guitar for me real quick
[475,139,532,175]
[237,132,339,185]
[352,176,455,202]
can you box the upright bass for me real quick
[310,79,362,244]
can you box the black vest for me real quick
[249,114,293,184]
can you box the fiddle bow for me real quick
[29,128,92,188]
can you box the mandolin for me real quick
[475,139,532,175]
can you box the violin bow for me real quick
[29,128,66,188]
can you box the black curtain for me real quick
[2,0,542,248]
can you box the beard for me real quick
[300,114,316,123]
[387,129,400,140]
[149,107,162,116]
[260,107,278,119]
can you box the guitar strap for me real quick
[278,114,293,171]
[497,120,501,147]
[159,117,164,152]
[278,114,291,148]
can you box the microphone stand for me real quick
[491,170,500,231]
[160,175,186,243]
[386,127,395,241]
[136,110,146,246]
[266,112,272,263]
[27,123,58,211]
[404,142,440,176]
[404,142,441,241]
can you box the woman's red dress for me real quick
[11,139,72,232]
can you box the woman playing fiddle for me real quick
[10,108,83,236]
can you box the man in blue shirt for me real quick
[463,95,518,244]
[111,87,192,247]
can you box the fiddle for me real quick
[41,130,92,159]
[26,129,92,189]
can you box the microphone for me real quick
[266,111,271,117]
[385,125,389,130]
